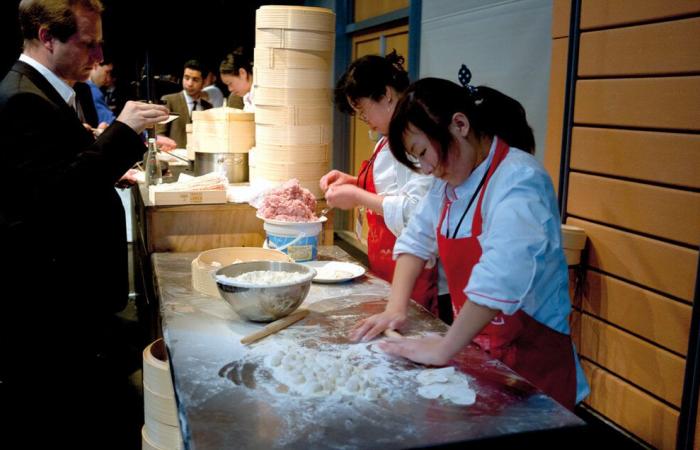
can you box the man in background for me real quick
[0,0,169,446]
[157,59,212,148]
[87,58,115,125]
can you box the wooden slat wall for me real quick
[545,1,700,448]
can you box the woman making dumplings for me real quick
[350,70,589,410]
[320,51,447,320]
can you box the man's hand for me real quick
[156,135,177,152]
[116,101,169,134]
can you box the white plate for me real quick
[256,213,327,225]
[302,261,366,283]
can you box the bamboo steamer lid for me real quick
[144,416,183,450]
[255,47,331,70]
[256,160,329,179]
[143,339,174,399]
[255,104,331,126]
[254,86,331,106]
[254,67,330,89]
[256,143,330,163]
[561,224,587,250]
[256,5,335,32]
[256,123,331,146]
[191,247,292,297]
[256,28,334,51]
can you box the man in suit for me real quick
[157,59,212,147]
[0,0,168,446]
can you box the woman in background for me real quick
[219,47,253,111]
[320,51,449,320]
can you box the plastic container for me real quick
[263,220,322,262]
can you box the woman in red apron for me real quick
[351,72,588,409]
[320,51,442,317]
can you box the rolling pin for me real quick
[240,309,310,345]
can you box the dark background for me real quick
[1,0,305,102]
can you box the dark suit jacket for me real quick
[0,60,145,368]
[156,91,212,147]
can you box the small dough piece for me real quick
[416,367,455,385]
[417,383,449,399]
[444,386,476,405]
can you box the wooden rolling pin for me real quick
[240,309,310,345]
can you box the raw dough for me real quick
[416,367,476,406]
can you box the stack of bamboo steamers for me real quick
[252,5,335,198]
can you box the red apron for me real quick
[357,138,439,315]
[436,138,576,410]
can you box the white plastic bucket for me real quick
[263,220,322,262]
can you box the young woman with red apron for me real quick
[357,137,439,315]
[435,138,577,410]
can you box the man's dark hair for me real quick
[19,0,104,43]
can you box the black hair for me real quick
[219,47,253,77]
[389,77,535,171]
[183,59,208,78]
[334,49,409,115]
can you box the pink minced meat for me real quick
[258,179,318,222]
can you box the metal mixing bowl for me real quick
[215,260,316,322]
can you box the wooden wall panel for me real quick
[579,17,700,76]
[581,0,700,30]
[570,127,700,189]
[574,76,700,131]
[543,37,568,191]
[567,173,700,246]
[582,360,679,449]
[580,314,685,406]
[583,271,692,355]
[354,0,408,23]
[567,218,698,301]
[552,0,571,38]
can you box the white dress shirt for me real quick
[19,54,75,108]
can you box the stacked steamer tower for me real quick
[252,5,335,199]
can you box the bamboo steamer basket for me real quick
[256,143,330,163]
[144,384,178,427]
[256,160,329,179]
[191,247,292,297]
[256,28,334,52]
[256,123,331,146]
[256,5,335,32]
[144,416,183,450]
[192,108,255,154]
[143,339,174,398]
[142,425,171,450]
[255,104,331,126]
[255,47,331,70]
[254,86,331,107]
[254,67,330,89]
[561,224,587,250]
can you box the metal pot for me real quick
[195,152,248,183]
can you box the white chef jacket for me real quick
[373,138,435,237]
[393,138,589,403]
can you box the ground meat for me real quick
[258,179,318,222]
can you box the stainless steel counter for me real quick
[152,247,584,449]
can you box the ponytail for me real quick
[389,76,535,171]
